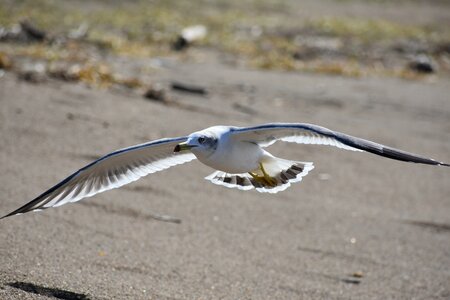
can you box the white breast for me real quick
[199,134,263,174]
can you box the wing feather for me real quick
[230,123,449,166]
[2,136,196,218]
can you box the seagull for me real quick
[2,123,449,219]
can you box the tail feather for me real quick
[205,160,314,194]
[205,172,254,191]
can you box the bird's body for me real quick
[2,123,449,219]
[194,126,264,174]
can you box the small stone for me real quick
[18,63,47,83]
[0,52,13,70]
[409,54,436,73]
[172,25,207,51]
[144,84,167,102]
[352,271,364,278]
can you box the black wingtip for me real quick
[0,203,35,220]
[0,209,22,220]
[0,212,14,220]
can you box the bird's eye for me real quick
[198,137,205,144]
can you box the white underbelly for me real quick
[198,141,263,174]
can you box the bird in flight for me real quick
[2,123,448,219]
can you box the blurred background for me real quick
[1,0,449,89]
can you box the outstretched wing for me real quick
[2,137,196,218]
[230,123,449,166]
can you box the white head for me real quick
[173,129,219,159]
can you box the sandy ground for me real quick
[0,55,449,300]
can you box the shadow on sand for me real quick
[8,281,90,300]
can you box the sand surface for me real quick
[0,56,449,299]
